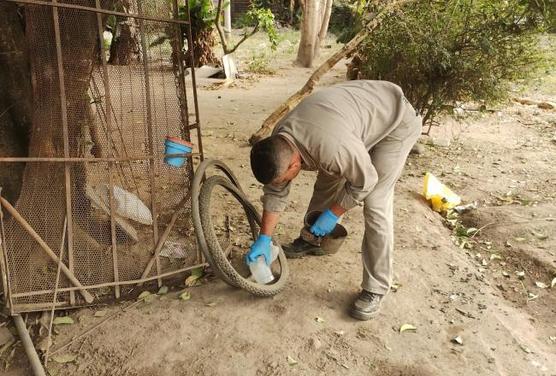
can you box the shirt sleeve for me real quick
[324,139,378,210]
[261,181,292,213]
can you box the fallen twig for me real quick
[48,299,143,356]
[513,97,555,110]
[469,222,495,240]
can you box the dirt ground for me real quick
[4,31,556,375]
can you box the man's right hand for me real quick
[245,234,272,265]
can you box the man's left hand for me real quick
[310,209,339,237]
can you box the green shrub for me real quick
[329,0,364,43]
[350,0,547,126]
[247,51,276,75]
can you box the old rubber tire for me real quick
[198,175,289,297]
[192,159,255,287]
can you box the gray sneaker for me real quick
[350,290,384,321]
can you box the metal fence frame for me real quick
[0,0,206,314]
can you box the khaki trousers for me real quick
[305,106,422,295]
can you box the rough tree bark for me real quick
[0,0,129,289]
[251,0,412,144]
[289,0,295,24]
[0,2,32,205]
[316,0,333,53]
[296,0,333,67]
[108,0,141,65]
[10,1,99,259]
[296,0,321,67]
[188,28,219,67]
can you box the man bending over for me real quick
[247,80,421,320]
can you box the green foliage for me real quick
[244,7,278,50]
[233,12,258,28]
[329,0,366,43]
[233,6,278,44]
[153,0,278,60]
[352,0,546,125]
[150,0,218,66]
[522,0,556,31]
[185,0,217,32]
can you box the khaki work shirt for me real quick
[261,80,416,213]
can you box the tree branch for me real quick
[249,0,414,145]
[214,0,229,54]
[214,0,262,56]
[227,23,259,54]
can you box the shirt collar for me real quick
[278,132,317,171]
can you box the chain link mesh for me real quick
[0,0,201,313]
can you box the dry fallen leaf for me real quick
[93,310,107,318]
[551,278,556,289]
[52,316,74,325]
[466,227,478,236]
[157,286,169,295]
[535,281,548,289]
[36,336,52,352]
[531,231,548,240]
[179,291,191,301]
[52,354,77,364]
[185,275,201,287]
[452,336,463,345]
[185,267,204,287]
[205,302,217,307]
[527,293,538,300]
[399,324,417,333]
[137,291,152,301]
[287,356,298,366]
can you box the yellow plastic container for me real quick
[423,172,461,212]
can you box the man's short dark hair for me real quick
[250,136,293,184]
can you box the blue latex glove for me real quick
[245,234,272,266]
[310,209,339,237]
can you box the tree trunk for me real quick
[189,28,219,67]
[0,2,32,205]
[296,0,322,67]
[317,0,333,47]
[3,1,104,281]
[108,0,141,65]
[296,0,333,66]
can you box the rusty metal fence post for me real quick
[51,0,77,305]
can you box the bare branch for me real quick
[227,23,259,54]
[214,0,263,56]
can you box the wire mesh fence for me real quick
[0,0,204,314]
